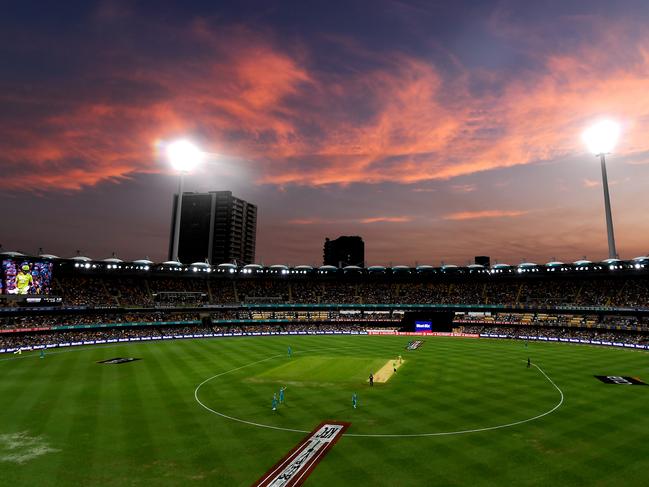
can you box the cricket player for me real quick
[527,357,531,368]
[287,345,292,358]
[16,265,33,295]
[369,373,374,387]
[393,361,397,373]
[279,386,286,404]
[40,350,45,359]
[272,393,278,411]
[352,392,358,409]
[398,355,402,364]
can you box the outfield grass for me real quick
[1,336,648,486]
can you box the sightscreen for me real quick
[2,259,53,295]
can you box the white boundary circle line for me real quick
[194,348,565,438]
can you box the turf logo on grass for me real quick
[97,357,141,364]
[595,376,647,385]
[0,432,59,464]
[252,421,350,487]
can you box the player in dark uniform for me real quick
[369,373,374,386]
[527,357,531,368]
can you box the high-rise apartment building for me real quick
[169,191,257,265]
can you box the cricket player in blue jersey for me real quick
[279,386,286,404]
[272,393,278,411]
[352,392,358,409]
[287,345,292,358]
[40,350,45,359]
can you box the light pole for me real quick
[166,139,204,262]
[582,120,621,259]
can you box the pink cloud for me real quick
[359,216,412,224]
[443,210,529,221]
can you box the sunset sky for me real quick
[2,0,649,266]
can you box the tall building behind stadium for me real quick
[324,236,365,267]
[169,191,257,265]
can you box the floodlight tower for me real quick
[167,139,204,262]
[582,120,621,259]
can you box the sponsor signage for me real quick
[595,375,647,385]
[252,421,350,487]
[97,357,142,365]
[368,331,479,338]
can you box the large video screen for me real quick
[2,260,53,295]
[415,320,432,332]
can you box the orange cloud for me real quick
[359,216,412,224]
[443,210,529,221]
[4,20,649,191]
[288,216,412,225]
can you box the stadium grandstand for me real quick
[2,251,648,353]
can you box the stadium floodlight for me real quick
[166,139,204,172]
[166,139,204,262]
[582,120,621,259]
[582,120,620,156]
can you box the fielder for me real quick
[352,392,358,409]
[272,393,278,411]
[279,386,286,404]
[287,346,292,358]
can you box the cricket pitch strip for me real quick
[370,359,405,383]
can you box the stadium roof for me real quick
[0,251,25,257]
[190,262,209,267]
[518,262,539,267]
[545,261,564,267]
[162,260,182,266]
[133,259,153,265]
[71,255,92,262]
[392,265,410,270]
[294,265,313,270]
[103,258,123,263]
[573,260,592,265]
[39,254,60,259]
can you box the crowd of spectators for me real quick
[9,275,643,309]
[460,325,649,346]
[0,312,200,330]
[1,322,369,349]
[0,309,403,331]
[454,312,649,331]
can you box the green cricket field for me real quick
[1,335,648,486]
